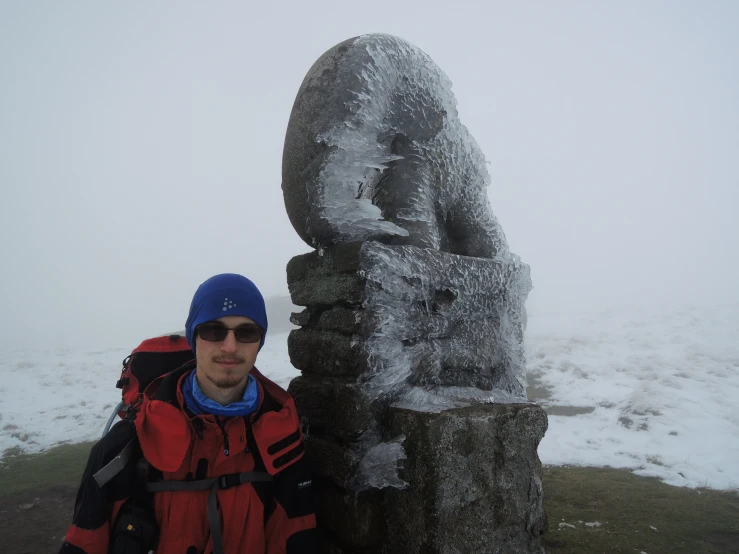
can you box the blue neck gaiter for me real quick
[182,370,260,417]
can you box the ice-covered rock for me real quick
[282,33,545,554]
[283,33,508,259]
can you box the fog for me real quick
[1,2,737,351]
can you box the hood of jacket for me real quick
[134,361,304,475]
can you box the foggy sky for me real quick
[1,1,737,351]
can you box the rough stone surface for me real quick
[290,306,365,335]
[314,479,386,549]
[382,404,548,554]
[289,273,365,307]
[286,242,364,280]
[288,242,530,403]
[303,435,356,486]
[317,533,348,554]
[288,376,374,440]
[282,32,544,554]
[288,328,368,377]
[317,534,384,554]
[282,34,509,259]
[287,241,542,553]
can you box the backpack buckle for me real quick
[218,474,241,489]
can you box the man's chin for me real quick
[211,379,243,390]
[206,374,246,389]
[206,369,250,390]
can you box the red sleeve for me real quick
[61,500,127,554]
[59,423,137,554]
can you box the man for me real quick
[60,273,317,554]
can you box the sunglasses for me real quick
[196,322,263,344]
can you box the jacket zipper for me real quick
[215,417,230,456]
[193,418,204,439]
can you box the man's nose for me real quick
[220,330,239,352]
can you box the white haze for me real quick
[2,306,737,489]
[1,2,738,350]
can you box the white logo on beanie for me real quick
[223,297,237,311]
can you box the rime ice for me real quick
[283,34,532,493]
[359,242,530,408]
[283,33,509,259]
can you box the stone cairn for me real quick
[282,34,548,554]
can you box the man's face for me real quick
[194,315,261,391]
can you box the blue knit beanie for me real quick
[185,273,268,351]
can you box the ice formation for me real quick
[359,242,531,409]
[346,433,409,493]
[283,33,508,259]
[282,34,532,492]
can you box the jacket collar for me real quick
[134,362,290,472]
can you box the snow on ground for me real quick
[1,304,737,491]
[527,303,739,490]
[0,332,299,457]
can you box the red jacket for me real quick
[60,363,317,554]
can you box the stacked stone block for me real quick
[286,241,547,553]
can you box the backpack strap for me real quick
[97,436,272,554]
[94,411,275,554]
[246,416,276,521]
[93,438,137,488]
[146,472,272,554]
